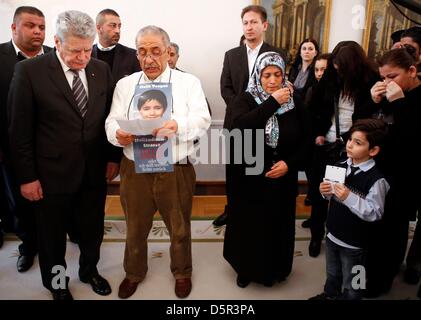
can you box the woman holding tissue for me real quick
[364,47,421,297]
[223,52,311,288]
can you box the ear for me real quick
[263,21,268,31]
[368,145,380,158]
[54,35,61,50]
[96,24,101,32]
[409,65,418,78]
[11,23,16,34]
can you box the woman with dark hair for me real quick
[366,47,421,298]
[307,41,379,258]
[223,52,311,288]
[288,38,319,99]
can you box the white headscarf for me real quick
[246,51,295,147]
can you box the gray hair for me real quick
[56,10,96,42]
[170,42,179,55]
[135,25,170,48]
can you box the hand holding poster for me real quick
[130,83,173,173]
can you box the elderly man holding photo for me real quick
[105,25,211,299]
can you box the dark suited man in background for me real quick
[8,10,120,300]
[213,5,286,227]
[92,9,140,82]
[0,6,51,272]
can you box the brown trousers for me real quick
[120,156,195,282]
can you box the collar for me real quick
[97,42,116,52]
[246,41,263,54]
[346,158,375,172]
[142,64,170,83]
[12,39,44,58]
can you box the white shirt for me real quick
[55,50,89,97]
[325,94,354,143]
[246,41,263,77]
[105,66,211,163]
[97,42,116,51]
[12,39,44,58]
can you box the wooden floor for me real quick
[105,194,311,219]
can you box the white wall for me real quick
[0,0,250,123]
[328,0,367,51]
[0,0,370,181]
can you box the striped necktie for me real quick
[71,70,88,117]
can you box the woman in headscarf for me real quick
[223,52,311,288]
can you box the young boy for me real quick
[309,118,390,300]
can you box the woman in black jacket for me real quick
[223,52,311,288]
[288,38,319,100]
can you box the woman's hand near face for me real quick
[265,160,288,179]
[370,81,387,103]
[386,81,405,102]
[271,87,291,105]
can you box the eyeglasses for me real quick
[136,47,167,60]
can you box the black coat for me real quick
[223,92,311,283]
[309,70,379,141]
[0,41,52,156]
[8,51,120,194]
[92,43,140,83]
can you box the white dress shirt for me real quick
[105,66,211,163]
[246,41,263,77]
[55,50,89,97]
[97,42,116,51]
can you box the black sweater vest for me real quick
[326,162,384,248]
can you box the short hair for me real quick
[135,25,170,48]
[56,11,96,42]
[96,9,120,25]
[137,90,168,112]
[241,5,267,22]
[378,47,417,70]
[13,6,44,23]
[349,119,388,150]
[401,26,421,48]
[170,42,179,55]
[391,29,405,44]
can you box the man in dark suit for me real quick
[92,9,140,83]
[0,6,52,272]
[213,5,286,227]
[8,10,119,300]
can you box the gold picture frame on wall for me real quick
[252,0,332,63]
[363,0,421,60]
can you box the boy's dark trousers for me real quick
[324,237,365,300]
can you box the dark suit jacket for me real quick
[0,41,51,156]
[220,42,286,129]
[8,51,119,194]
[92,43,140,83]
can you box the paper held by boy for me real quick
[324,165,346,190]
